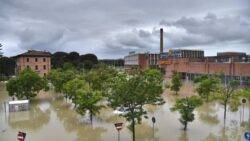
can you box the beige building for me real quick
[14,50,51,76]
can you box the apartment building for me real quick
[14,50,51,76]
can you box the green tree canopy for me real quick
[63,77,87,103]
[194,75,220,102]
[75,89,103,124]
[0,57,15,77]
[79,54,98,70]
[215,79,240,120]
[47,69,76,93]
[6,68,48,99]
[51,52,68,69]
[171,96,203,130]
[106,69,164,141]
[170,71,182,95]
[85,65,118,93]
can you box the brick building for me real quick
[14,50,51,76]
[159,55,250,85]
[124,52,159,71]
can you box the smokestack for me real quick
[160,28,163,53]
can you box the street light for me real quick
[114,122,123,141]
[242,98,247,122]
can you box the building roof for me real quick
[217,52,246,56]
[14,50,51,58]
[9,100,29,104]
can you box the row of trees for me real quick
[6,65,164,141]
[0,43,2,57]
[51,52,98,70]
[48,66,165,141]
[0,57,15,78]
[169,72,247,131]
[6,65,248,140]
[0,49,99,80]
[0,43,16,80]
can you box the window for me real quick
[43,58,46,62]
[35,58,38,62]
[26,58,29,62]
[26,65,30,69]
[43,65,46,70]
[44,73,46,77]
[35,65,38,70]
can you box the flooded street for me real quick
[0,82,249,141]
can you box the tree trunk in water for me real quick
[183,122,187,131]
[248,105,250,126]
[223,103,227,125]
[90,111,93,125]
[132,118,135,141]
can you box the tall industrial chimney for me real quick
[160,28,163,53]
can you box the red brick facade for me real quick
[160,58,250,78]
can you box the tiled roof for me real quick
[15,50,51,57]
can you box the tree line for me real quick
[169,71,248,130]
[5,65,250,141]
[0,51,99,79]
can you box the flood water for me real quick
[0,82,249,141]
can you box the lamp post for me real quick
[242,98,247,122]
[152,116,156,141]
[114,122,123,141]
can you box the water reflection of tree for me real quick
[178,131,189,141]
[75,124,106,141]
[51,97,106,141]
[96,107,125,123]
[197,103,220,126]
[8,102,50,131]
[131,122,159,141]
[204,125,243,141]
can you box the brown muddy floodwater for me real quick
[0,82,249,141]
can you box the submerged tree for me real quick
[170,71,182,95]
[75,89,103,124]
[216,80,240,121]
[63,77,87,103]
[85,65,117,94]
[47,69,76,93]
[6,68,48,99]
[171,96,203,130]
[194,75,220,102]
[106,69,164,141]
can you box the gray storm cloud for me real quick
[105,12,250,55]
[0,0,249,58]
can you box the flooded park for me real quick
[0,82,249,141]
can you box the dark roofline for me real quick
[13,50,51,58]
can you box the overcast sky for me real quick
[0,0,249,59]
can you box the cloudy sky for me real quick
[0,0,249,59]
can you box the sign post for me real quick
[114,122,123,141]
[17,131,26,141]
